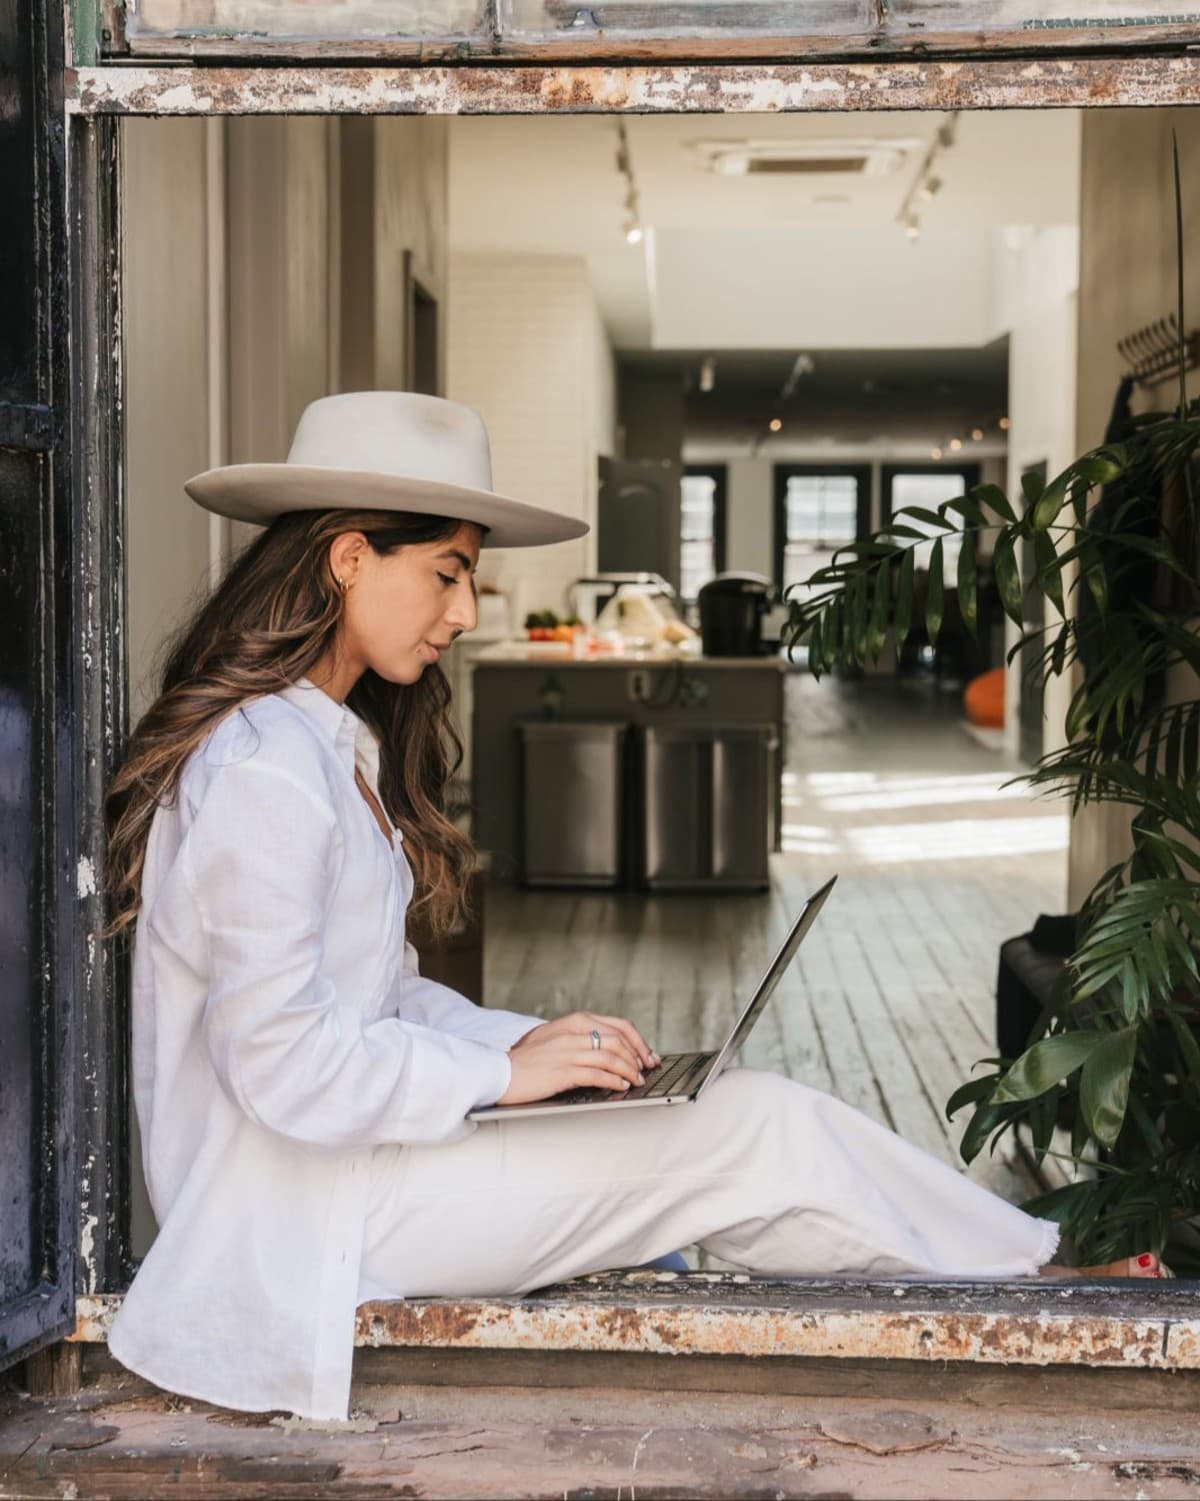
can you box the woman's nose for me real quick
[446,587,478,635]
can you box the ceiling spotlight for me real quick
[625,223,644,245]
[949,438,963,451]
[931,447,944,460]
[902,213,920,240]
[699,357,717,393]
[971,427,984,441]
[998,416,1011,431]
[769,418,783,433]
[919,175,943,201]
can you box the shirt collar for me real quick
[280,677,373,780]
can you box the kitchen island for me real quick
[470,644,788,885]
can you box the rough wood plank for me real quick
[6,1360,1200,1500]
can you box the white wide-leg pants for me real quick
[359,1071,1059,1297]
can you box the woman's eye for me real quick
[437,572,457,588]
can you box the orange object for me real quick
[964,666,1005,728]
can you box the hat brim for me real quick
[184,464,589,549]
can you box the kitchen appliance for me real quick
[639,723,778,890]
[517,721,628,887]
[697,572,776,657]
[569,572,676,628]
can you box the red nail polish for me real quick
[1138,1253,1154,1268]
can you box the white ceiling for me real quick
[448,110,1081,351]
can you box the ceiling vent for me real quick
[692,138,919,178]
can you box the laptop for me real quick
[469,875,837,1121]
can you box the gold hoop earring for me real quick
[336,575,349,594]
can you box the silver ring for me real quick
[589,1029,602,1051]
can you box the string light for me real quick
[769,417,783,433]
[895,111,959,242]
[931,447,944,460]
[949,437,963,451]
[999,416,1011,431]
[971,428,984,441]
[616,121,644,247]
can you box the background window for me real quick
[681,465,728,602]
[773,465,872,603]
[884,465,981,576]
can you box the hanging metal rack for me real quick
[1116,312,1200,388]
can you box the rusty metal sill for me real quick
[65,55,1200,116]
[70,1272,1200,1370]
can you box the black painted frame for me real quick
[682,462,728,598]
[882,462,983,518]
[771,463,872,594]
[0,0,77,1370]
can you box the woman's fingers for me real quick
[588,1042,642,1086]
[585,1014,658,1069]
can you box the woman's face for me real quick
[332,521,483,688]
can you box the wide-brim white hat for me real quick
[184,391,589,549]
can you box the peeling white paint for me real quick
[76,855,98,899]
[80,1213,99,1293]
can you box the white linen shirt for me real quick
[108,677,542,1419]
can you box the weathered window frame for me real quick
[62,33,1200,1378]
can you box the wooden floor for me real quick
[485,672,1069,1211]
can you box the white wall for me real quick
[654,226,1001,350]
[446,252,615,621]
[122,118,223,723]
[992,226,1081,759]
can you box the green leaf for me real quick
[1033,530,1065,619]
[1084,558,1108,617]
[848,571,868,667]
[807,605,826,679]
[1021,468,1045,514]
[925,537,945,647]
[956,529,977,638]
[1079,1025,1138,1148]
[946,1073,999,1120]
[1027,1088,1058,1167]
[868,560,890,663]
[992,531,1023,628]
[1032,472,1070,532]
[896,504,954,532]
[944,494,988,527]
[975,483,1017,524]
[1073,448,1127,486]
[959,1102,1011,1164]
[991,1032,1102,1103]
[893,546,915,648]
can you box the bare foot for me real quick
[1040,1252,1167,1279]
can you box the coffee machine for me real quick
[697,572,777,656]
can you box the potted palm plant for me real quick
[783,143,1200,1274]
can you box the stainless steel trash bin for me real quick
[639,724,777,890]
[518,721,628,887]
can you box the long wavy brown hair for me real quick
[104,508,478,944]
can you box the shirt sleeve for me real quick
[183,754,512,1150]
[394,940,546,1052]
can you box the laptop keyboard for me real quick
[552,1051,715,1106]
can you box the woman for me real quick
[105,392,1163,1423]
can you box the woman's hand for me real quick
[499,1012,660,1106]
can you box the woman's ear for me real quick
[328,531,369,588]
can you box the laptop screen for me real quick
[704,875,837,1080]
